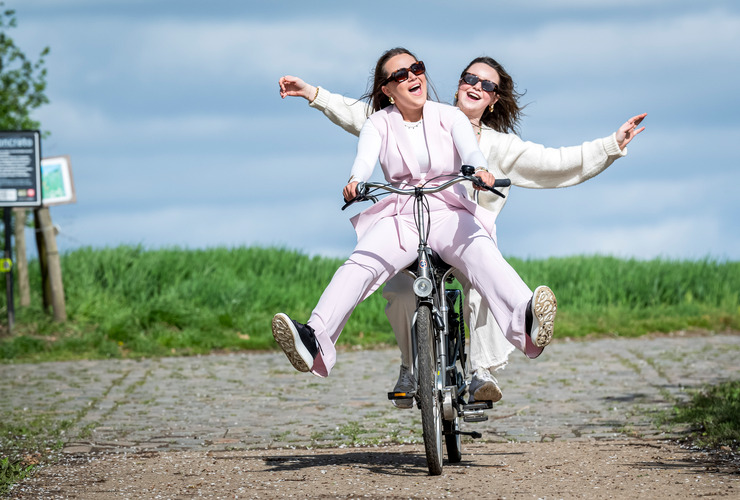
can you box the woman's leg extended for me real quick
[430,209,544,358]
[307,217,417,377]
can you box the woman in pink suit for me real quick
[272,47,556,378]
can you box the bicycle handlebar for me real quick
[341,165,510,210]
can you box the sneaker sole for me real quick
[271,313,312,372]
[391,399,414,409]
[531,286,557,348]
[471,381,503,403]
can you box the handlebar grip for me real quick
[493,178,511,188]
[341,182,370,211]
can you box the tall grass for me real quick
[0,246,738,361]
[511,255,740,337]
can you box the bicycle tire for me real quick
[416,303,443,475]
[444,419,462,463]
[443,363,462,463]
[444,292,463,463]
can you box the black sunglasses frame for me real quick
[383,61,426,85]
[460,72,498,93]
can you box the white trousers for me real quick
[382,273,517,373]
[306,207,542,377]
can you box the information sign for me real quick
[41,155,76,206]
[0,130,42,207]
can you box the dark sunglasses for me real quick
[383,61,426,84]
[460,72,498,93]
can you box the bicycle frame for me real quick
[344,166,510,475]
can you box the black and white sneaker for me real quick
[271,313,321,372]
[390,365,416,409]
[526,286,557,348]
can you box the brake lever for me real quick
[469,175,506,199]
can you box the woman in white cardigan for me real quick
[272,48,559,380]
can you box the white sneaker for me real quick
[528,285,557,348]
[469,369,502,403]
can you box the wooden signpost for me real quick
[0,130,42,331]
[0,132,74,331]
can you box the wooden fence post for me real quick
[34,208,50,312]
[12,208,31,308]
[34,207,66,321]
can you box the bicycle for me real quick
[342,165,511,475]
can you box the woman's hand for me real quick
[343,181,359,202]
[616,113,647,150]
[473,170,496,191]
[279,75,317,102]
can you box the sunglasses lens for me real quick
[463,73,496,92]
[410,61,425,75]
[387,62,425,84]
[388,68,406,83]
[463,73,478,86]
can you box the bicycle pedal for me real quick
[463,412,488,423]
[455,430,483,439]
[461,402,491,423]
[387,391,415,401]
[462,402,493,411]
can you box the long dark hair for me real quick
[362,47,439,112]
[456,56,526,134]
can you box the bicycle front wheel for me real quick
[416,303,443,475]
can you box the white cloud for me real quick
[484,8,740,81]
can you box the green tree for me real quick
[0,3,49,131]
[0,3,51,314]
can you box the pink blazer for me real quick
[350,100,497,247]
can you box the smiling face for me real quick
[455,62,500,123]
[381,53,427,120]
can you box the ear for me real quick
[381,85,391,98]
[490,93,500,106]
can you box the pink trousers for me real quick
[307,206,541,377]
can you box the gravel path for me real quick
[3,332,739,498]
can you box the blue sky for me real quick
[10,0,740,260]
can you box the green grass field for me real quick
[0,245,737,362]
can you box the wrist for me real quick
[308,86,319,103]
